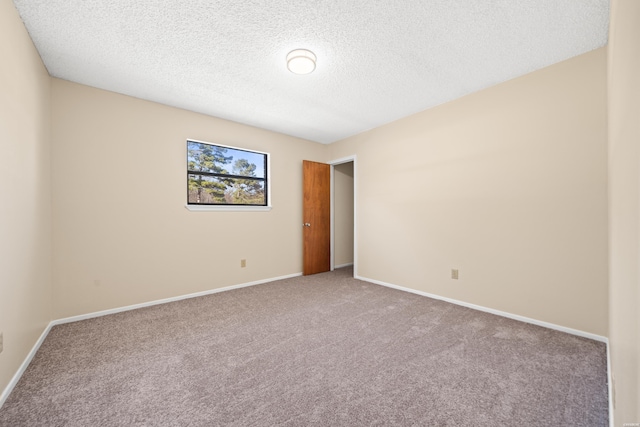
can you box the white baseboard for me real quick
[334,263,354,269]
[607,341,613,427]
[0,271,302,408]
[0,322,53,409]
[355,274,608,343]
[54,272,302,326]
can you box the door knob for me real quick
[303,223,311,227]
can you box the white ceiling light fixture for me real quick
[287,49,316,75]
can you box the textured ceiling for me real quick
[13,0,609,144]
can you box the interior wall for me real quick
[334,162,354,267]
[51,79,327,319]
[329,48,608,337]
[608,0,640,422]
[0,0,53,398]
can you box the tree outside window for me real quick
[187,140,268,206]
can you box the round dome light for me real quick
[287,49,316,75]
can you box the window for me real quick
[187,140,269,208]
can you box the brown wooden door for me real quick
[303,160,331,275]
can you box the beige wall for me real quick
[334,162,354,267]
[0,0,53,397]
[608,0,640,422]
[51,79,327,319]
[330,48,609,337]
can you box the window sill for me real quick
[185,204,272,212]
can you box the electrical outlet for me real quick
[451,269,459,280]
[241,259,247,268]
[0,332,3,354]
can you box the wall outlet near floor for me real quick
[0,332,3,354]
[241,259,247,268]
[451,269,459,280]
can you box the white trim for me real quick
[185,204,271,212]
[186,138,270,156]
[330,165,335,271]
[329,155,357,166]
[0,272,301,408]
[353,159,357,277]
[53,272,302,325]
[334,263,354,269]
[0,323,53,409]
[607,341,613,427]
[356,274,608,343]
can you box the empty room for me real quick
[1,0,638,425]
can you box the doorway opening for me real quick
[330,156,356,277]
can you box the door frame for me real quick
[329,155,357,276]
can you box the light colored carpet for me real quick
[0,267,608,426]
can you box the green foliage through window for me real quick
[187,140,268,206]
